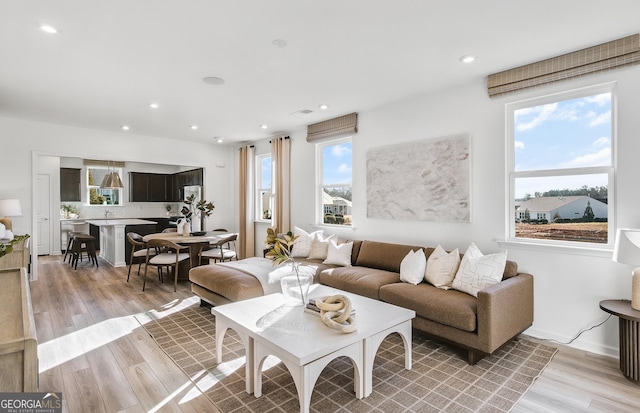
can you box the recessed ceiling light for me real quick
[190,125,198,130]
[149,103,159,109]
[459,55,476,64]
[203,76,225,86]
[40,24,58,34]
[319,104,329,110]
[260,124,268,129]
[216,138,223,143]
[272,39,287,48]
[121,125,130,131]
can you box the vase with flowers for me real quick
[265,227,313,306]
[180,194,215,233]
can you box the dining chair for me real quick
[126,232,157,282]
[199,233,238,265]
[143,239,190,292]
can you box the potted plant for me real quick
[181,194,214,232]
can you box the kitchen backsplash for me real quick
[60,202,182,219]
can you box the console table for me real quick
[599,299,640,382]
[0,268,38,391]
[0,235,30,271]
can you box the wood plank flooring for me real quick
[30,255,639,412]
[32,255,221,413]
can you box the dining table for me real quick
[142,230,233,272]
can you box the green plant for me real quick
[0,234,30,258]
[61,204,78,214]
[180,194,215,221]
[265,228,308,305]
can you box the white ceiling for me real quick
[1,1,639,145]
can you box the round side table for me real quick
[599,299,640,382]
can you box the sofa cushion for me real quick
[189,264,264,302]
[319,266,400,300]
[355,240,425,273]
[452,243,507,297]
[400,249,426,285]
[424,245,460,289]
[291,226,322,257]
[323,239,353,266]
[379,282,478,332]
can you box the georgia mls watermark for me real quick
[0,393,62,413]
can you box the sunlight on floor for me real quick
[38,296,200,372]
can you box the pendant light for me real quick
[100,161,124,189]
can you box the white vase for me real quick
[280,263,312,307]
[191,217,201,232]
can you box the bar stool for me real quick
[70,234,99,269]
[63,231,85,263]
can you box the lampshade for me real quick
[100,172,124,189]
[0,199,22,232]
[612,228,640,266]
[0,199,22,217]
[612,228,640,310]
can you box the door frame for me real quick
[36,173,53,257]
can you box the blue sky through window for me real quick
[323,141,352,185]
[514,93,611,199]
[261,156,271,189]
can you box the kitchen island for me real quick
[85,219,157,267]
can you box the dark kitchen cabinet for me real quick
[130,168,203,202]
[148,174,167,202]
[129,172,149,202]
[60,168,81,201]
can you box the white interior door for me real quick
[37,174,51,255]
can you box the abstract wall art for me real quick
[366,133,471,222]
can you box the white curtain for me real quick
[238,145,255,258]
[271,136,291,234]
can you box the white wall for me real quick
[283,66,640,357]
[0,116,238,278]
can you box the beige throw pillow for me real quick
[452,243,507,297]
[400,249,427,285]
[323,239,353,266]
[308,233,336,260]
[424,245,460,289]
[290,226,322,257]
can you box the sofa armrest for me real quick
[476,273,534,353]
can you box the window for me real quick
[87,166,122,206]
[256,154,273,221]
[317,137,352,226]
[507,84,615,246]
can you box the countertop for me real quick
[85,219,158,226]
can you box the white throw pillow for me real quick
[290,226,322,257]
[323,240,353,266]
[0,222,5,239]
[400,249,427,285]
[424,245,460,289]
[308,233,336,260]
[452,243,507,297]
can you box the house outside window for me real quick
[507,83,615,246]
[87,166,122,206]
[256,154,273,221]
[317,137,352,226]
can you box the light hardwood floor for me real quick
[31,255,639,412]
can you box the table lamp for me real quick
[612,228,640,310]
[0,198,22,231]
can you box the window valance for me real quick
[306,112,357,142]
[487,34,640,98]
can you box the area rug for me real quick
[137,302,557,413]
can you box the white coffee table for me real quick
[211,284,415,413]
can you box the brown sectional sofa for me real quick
[189,239,533,364]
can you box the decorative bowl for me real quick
[190,231,207,236]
